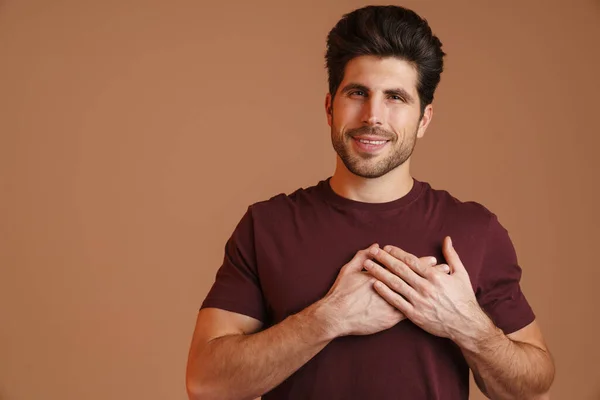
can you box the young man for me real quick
[186,5,555,400]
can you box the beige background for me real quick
[1,0,599,399]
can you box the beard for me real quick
[331,124,418,179]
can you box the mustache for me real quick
[346,126,395,140]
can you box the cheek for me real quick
[335,99,362,118]
[390,110,420,133]
[333,106,362,133]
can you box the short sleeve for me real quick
[200,206,267,322]
[476,213,536,334]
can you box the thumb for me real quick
[346,243,379,272]
[442,236,465,274]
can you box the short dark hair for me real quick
[325,5,446,115]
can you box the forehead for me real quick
[340,55,419,96]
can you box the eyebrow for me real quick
[340,83,415,104]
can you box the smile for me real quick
[352,137,390,152]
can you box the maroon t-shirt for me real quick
[201,177,535,399]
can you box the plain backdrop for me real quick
[1,0,599,399]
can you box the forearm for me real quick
[458,319,554,399]
[187,301,335,400]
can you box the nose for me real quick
[361,96,384,126]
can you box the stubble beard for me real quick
[330,124,418,179]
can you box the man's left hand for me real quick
[363,236,491,343]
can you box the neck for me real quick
[329,158,414,203]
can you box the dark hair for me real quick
[325,5,446,115]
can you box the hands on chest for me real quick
[319,236,491,345]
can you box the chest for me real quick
[255,209,486,324]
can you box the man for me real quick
[186,5,555,400]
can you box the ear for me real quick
[325,93,333,127]
[416,103,433,139]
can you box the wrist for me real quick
[452,304,502,353]
[299,299,341,342]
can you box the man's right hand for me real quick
[187,243,448,400]
[318,244,447,338]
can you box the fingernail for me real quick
[370,247,379,255]
[443,264,450,273]
[448,237,453,247]
[383,245,392,252]
[429,257,437,265]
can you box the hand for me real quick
[320,244,451,338]
[363,237,491,344]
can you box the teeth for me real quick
[358,139,387,145]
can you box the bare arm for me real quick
[363,239,555,400]
[185,303,334,400]
[186,245,427,400]
[460,319,555,399]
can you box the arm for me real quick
[186,245,430,400]
[460,319,555,399]
[363,238,555,400]
[185,304,335,400]
[186,206,335,400]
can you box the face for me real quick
[326,55,433,179]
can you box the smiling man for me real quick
[186,5,555,400]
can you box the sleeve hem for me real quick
[493,309,536,335]
[200,298,266,323]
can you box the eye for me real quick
[349,90,366,97]
[389,95,405,102]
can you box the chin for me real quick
[344,161,393,179]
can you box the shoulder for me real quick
[249,181,323,212]
[422,180,498,233]
[244,180,325,226]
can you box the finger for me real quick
[369,246,426,289]
[364,259,418,301]
[434,263,451,274]
[418,256,452,275]
[383,245,428,277]
[373,280,415,316]
[346,244,379,273]
[418,256,437,267]
[442,236,465,275]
